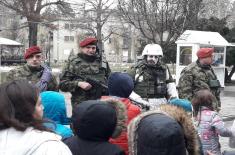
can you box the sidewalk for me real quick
[219,84,235,152]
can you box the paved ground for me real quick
[219,84,235,152]
[63,83,235,152]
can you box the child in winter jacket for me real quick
[192,89,235,155]
[40,91,73,140]
[0,80,72,155]
[64,99,126,155]
[101,72,141,155]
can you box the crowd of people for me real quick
[0,37,235,155]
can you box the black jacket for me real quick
[64,136,125,155]
[64,100,126,155]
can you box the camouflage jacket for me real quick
[128,61,174,99]
[178,60,221,108]
[6,64,58,91]
[59,53,111,106]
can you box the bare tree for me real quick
[199,0,232,19]
[0,0,70,46]
[72,0,117,50]
[118,0,203,53]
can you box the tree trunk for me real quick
[28,22,38,47]
[127,24,132,63]
[97,23,102,51]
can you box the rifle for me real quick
[63,71,108,98]
[129,98,150,111]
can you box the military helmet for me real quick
[141,44,163,56]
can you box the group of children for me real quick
[0,72,234,155]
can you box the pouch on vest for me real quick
[155,83,167,97]
[209,79,220,88]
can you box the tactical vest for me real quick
[70,55,108,99]
[134,64,167,99]
[178,61,221,109]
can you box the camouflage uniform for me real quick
[6,64,58,91]
[178,60,221,109]
[59,53,111,107]
[128,61,176,108]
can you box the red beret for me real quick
[196,48,214,58]
[24,46,41,59]
[79,37,97,47]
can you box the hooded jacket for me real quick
[64,99,126,155]
[40,91,73,139]
[102,96,141,155]
[0,127,72,155]
[103,72,141,155]
[195,106,234,155]
[128,104,200,155]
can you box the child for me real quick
[192,89,235,155]
[128,104,200,155]
[101,72,141,155]
[64,99,126,155]
[0,80,71,154]
[40,91,73,140]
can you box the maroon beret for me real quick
[24,46,41,59]
[79,37,97,47]
[196,48,214,58]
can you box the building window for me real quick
[64,23,70,29]
[122,37,129,49]
[64,36,70,41]
[64,23,78,30]
[70,36,74,41]
[64,36,74,42]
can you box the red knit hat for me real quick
[196,48,214,58]
[24,46,41,59]
[79,37,97,47]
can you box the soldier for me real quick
[129,44,178,109]
[6,46,58,92]
[59,37,111,107]
[178,48,221,111]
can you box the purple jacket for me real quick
[195,106,233,155]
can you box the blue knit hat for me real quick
[108,72,134,98]
[168,98,192,112]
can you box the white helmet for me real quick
[141,44,163,56]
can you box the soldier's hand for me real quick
[78,81,92,90]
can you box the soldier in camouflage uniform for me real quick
[59,37,111,107]
[6,46,58,92]
[129,44,178,109]
[178,48,221,111]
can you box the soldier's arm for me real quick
[59,60,83,92]
[178,70,194,100]
[5,69,16,82]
